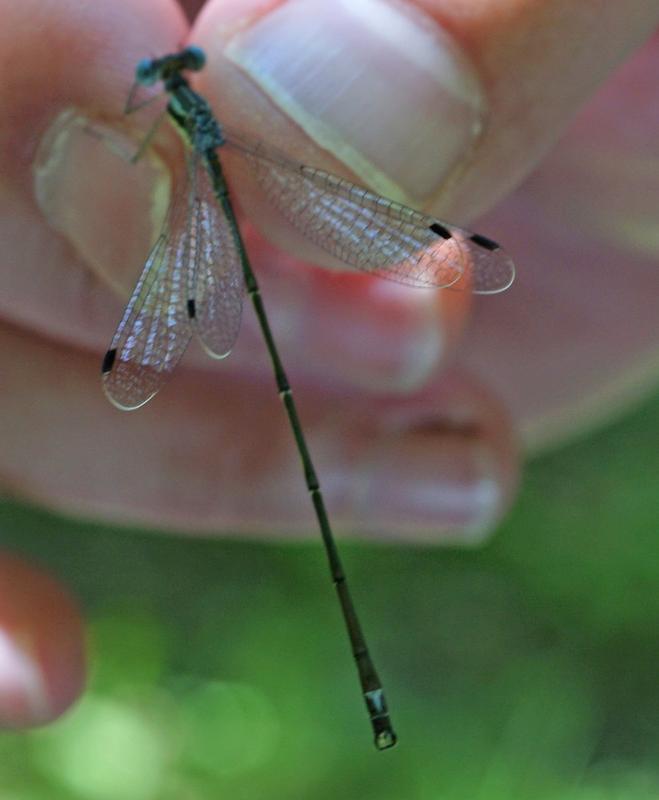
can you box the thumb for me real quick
[193,0,659,226]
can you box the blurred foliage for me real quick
[0,392,658,799]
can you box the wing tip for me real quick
[460,231,516,294]
[196,334,233,360]
[473,255,516,294]
[101,354,158,411]
[102,383,156,411]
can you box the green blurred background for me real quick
[1,391,658,800]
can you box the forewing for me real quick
[187,158,244,359]
[223,129,465,290]
[102,163,195,410]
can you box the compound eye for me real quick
[135,58,158,86]
[182,45,206,71]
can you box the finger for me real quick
[0,0,188,360]
[458,32,659,450]
[193,0,659,234]
[179,0,206,20]
[1,321,516,542]
[1,0,492,541]
[3,0,469,396]
[0,551,85,728]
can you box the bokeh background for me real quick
[1,389,658,799]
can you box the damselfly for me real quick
[102,46,515,750]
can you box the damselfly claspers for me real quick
[102,46,515,750]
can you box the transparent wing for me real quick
[102,157,196,410]
[187,157,244,359]
[223,128,514,294]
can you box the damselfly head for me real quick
[180,45,206,72]
[135,57,159,86]
[135,47,206,89]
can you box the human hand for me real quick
[1,0,657,726]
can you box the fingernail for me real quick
[350,424,504,541]
[0,628,51,727]
[33,109,171,294]
[225,0,485,203]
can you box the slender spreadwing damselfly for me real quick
[101,46,515,750]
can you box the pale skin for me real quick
[1,0,658,726]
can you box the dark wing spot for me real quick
[102,348,117,374]
[187,299,196,319]
[469,233,500,251]
[429,222,452,240]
